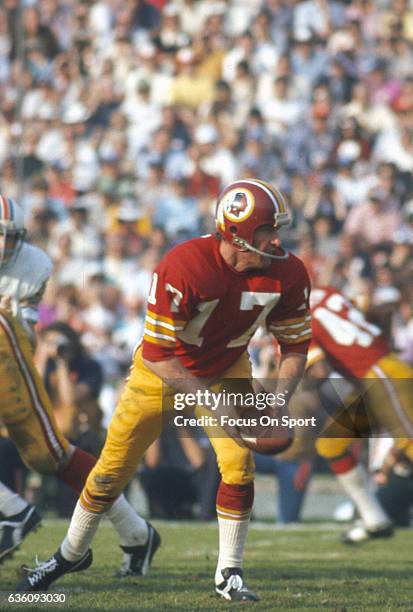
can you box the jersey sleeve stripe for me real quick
[146,309,185,327]
[143,333,175,347]
[269,315,311,330]
[272,327,312,339]
[277,331,312,344]
[143,327,176,343]
[271,324,312,338]
[144,321,176,339]
[145,314,184,332]
[269,322,311,334]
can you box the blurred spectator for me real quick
[293,0,336,43]
[193,122,238,185]
[168,47,214,109]
[35,321,103,444]
[140,426,219,520]
[10,5,60,62]
[50,197,102,261]
[153,177,200,240]
[290,33,328,101]
[303,179,346,236]
[344,186,402,247]
[254,453,313,524]
[285,99,336,177]
[239,136,275,182]
[34,321,103,516]
[259,75,304,138]
[0,437,27,495]
[133,0,161,34]
[371,441,413,528]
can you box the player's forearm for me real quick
[142,356,211,397]
[276,352,307,399]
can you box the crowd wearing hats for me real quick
[1,0,413,416]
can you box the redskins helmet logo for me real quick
[218,188,255,225]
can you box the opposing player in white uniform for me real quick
[0,195,160,574]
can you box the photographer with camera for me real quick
[35,322,104,515]
[35,321,103,445]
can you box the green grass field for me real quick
[0,520,411,611]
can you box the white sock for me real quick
[215,518,249,585]
[60,500,102,561]
[0,482,28,517]
[106,495,148,547]
[337,463,390,529]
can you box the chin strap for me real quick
[232,237,290,260]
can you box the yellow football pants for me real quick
[316,353,413,461]
[0,309,70,474]
[81,348,255,512]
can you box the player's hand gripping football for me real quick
[218,399,293,456]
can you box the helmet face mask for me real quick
[215,179,290,259]
[0,196,26,267]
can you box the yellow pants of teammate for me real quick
[0,309,69,473]
[316,353,413,462]
[81,348,255,512]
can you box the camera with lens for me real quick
[56,337,72,359]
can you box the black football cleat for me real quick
[341,521,394,544]
[215,568,260,602]
[16,548,93,591]
[0,505,42,563]
[116,522,161,577]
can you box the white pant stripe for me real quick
[0,313,65,461]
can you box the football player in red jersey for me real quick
[307,287,413,543]
[18,179,312,601]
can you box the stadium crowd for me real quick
[1,0,413,514]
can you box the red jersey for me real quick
[141,235,311,377]
[309,287,389,378]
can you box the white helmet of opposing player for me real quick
[0,195,26,267]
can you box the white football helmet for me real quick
[0,195,26,267]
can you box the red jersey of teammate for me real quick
[141,235,311,378]
[309,287,389,378]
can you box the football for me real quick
[232,404,294,455]
[239,432,293,455]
